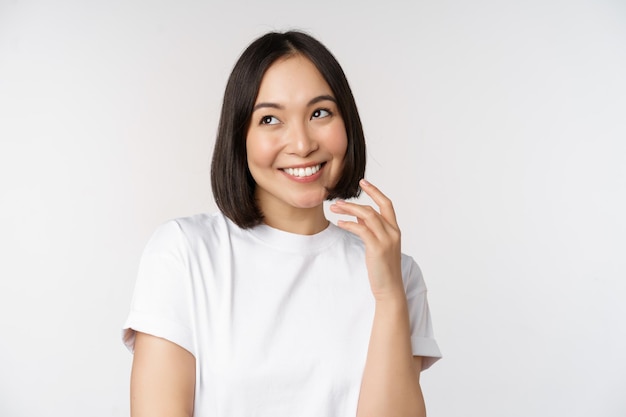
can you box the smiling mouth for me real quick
[281,163,323,178]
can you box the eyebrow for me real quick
[252,94,337,112]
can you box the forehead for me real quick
[255,55,334,103]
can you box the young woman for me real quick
[123,30,441,417]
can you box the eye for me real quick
[311,108,332,120]
[260,115,280,125]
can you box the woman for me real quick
[123,30,441,417]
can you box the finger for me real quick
[329,200,391,238]
[359,179,398,227]
[335,218,378,244]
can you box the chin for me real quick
[292,200,325,210]
[291,193,328,209]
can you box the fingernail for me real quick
[360,178,369,186]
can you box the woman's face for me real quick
[246,54,348,217]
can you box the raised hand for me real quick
[330,179,405,301]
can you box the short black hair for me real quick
[210,30,366,228]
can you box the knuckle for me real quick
[363,206,377,218]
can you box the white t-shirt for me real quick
[123,211,441,417]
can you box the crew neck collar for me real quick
[247,220,342,253]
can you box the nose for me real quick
[286,122,318,157]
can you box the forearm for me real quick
[357,292,426,417]
[331,180,427,416]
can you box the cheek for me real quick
[327,124,348,158]
[246,133,276,168]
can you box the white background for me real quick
[1,0,625,416]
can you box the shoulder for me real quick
[172,211,230,238]
[400,254,428,296]
[331,223,420,274]
[331,223,366,250]
[330,224,427,295]
[144,212,234,257]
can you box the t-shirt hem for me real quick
[411,336,442,371]
[122,310,195,357]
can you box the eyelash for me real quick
[258,108,333,126]
[259,115,279,125]
[312,108,332,119]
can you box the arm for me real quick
[331,179,426,417]
[130,332,196,417]
[358,295,426,417]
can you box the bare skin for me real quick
[130,333,195,417]
[130,179,427,417]
[130,56,427,416]
[330,179,426,417]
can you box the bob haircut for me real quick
[211,30,366,229]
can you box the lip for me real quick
[279,162,325,183]
[279,161,325,170]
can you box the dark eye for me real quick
[260,115,280,125]
[311,109,331,119]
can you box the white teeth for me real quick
[283,164,321,177]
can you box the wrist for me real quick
[372,287,408,309]
[371,289,412,338]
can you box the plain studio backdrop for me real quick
[1,0,625,416]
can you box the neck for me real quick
[261,205,329,235]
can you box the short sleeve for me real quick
[122,220,195,357]
[402,256,442,370]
